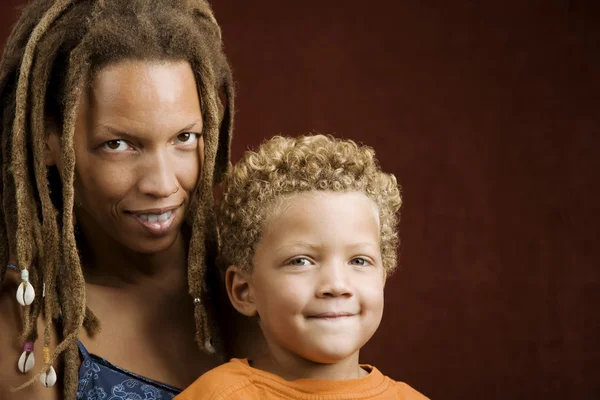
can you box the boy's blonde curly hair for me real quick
[218,134,402,274]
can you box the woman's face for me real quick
[45,60,205,254]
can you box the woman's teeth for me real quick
[138,210,172,223]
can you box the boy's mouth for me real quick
[307,312,357,319]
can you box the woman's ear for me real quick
[44,130,61,167]
[225,265,257,317]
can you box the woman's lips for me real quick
[127,207,179,235]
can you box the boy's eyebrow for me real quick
[273,241,379,253]
[273,242,323,253]
[345,242,379,249]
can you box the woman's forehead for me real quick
[92,60,197,100]
[87,61,200,115]
[73,60,203,140]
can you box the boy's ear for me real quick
[225,265,258,317]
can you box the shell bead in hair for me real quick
[40,346,56,387]
[205,338,215,354]
[16,269,35,306]
[17,342,35,373]
[40,366,57,387]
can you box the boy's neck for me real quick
[251,347,368,381]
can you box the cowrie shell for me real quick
[17,351,35,373]
[205,338,215,354]
[40,366,57,387]
[16,282,35,306]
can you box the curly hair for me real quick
[218,134,402,275]
[0,0,233,395]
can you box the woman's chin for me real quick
[119,231,182,255]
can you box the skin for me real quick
[0,60,219,399]
[226,191,386,381]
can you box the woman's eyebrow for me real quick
[97,118,203,138]
[175,118,203,134]
[96,124,136,140]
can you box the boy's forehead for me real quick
[259,191,381,242]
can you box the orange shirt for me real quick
[176,358,429,400]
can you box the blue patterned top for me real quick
[77,340,181,400]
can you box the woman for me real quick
[0,0,239,398]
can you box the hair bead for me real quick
[16,268,35,306]
[17,341,35,373]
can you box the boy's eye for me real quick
[289,257,311,266]
[103,140,130,152]
[350,257,370,266]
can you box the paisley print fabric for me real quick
[77,341,181,400]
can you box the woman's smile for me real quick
[125,203,183,236]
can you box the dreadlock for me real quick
[0,0,234,396]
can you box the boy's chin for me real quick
[299,346,361,365]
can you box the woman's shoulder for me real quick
[0,273,59,400]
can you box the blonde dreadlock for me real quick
[0,0,234,396]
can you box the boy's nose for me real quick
[316,263,353,298]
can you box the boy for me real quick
[177,134,428,399]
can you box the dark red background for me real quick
[2,1,599,398]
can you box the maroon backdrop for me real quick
[2,1,599,399]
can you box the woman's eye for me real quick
[103,140,130,152]
[289,257,312,267]
[350,257,371,266]
[175,132,199,145]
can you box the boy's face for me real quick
[228,191,385,365]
